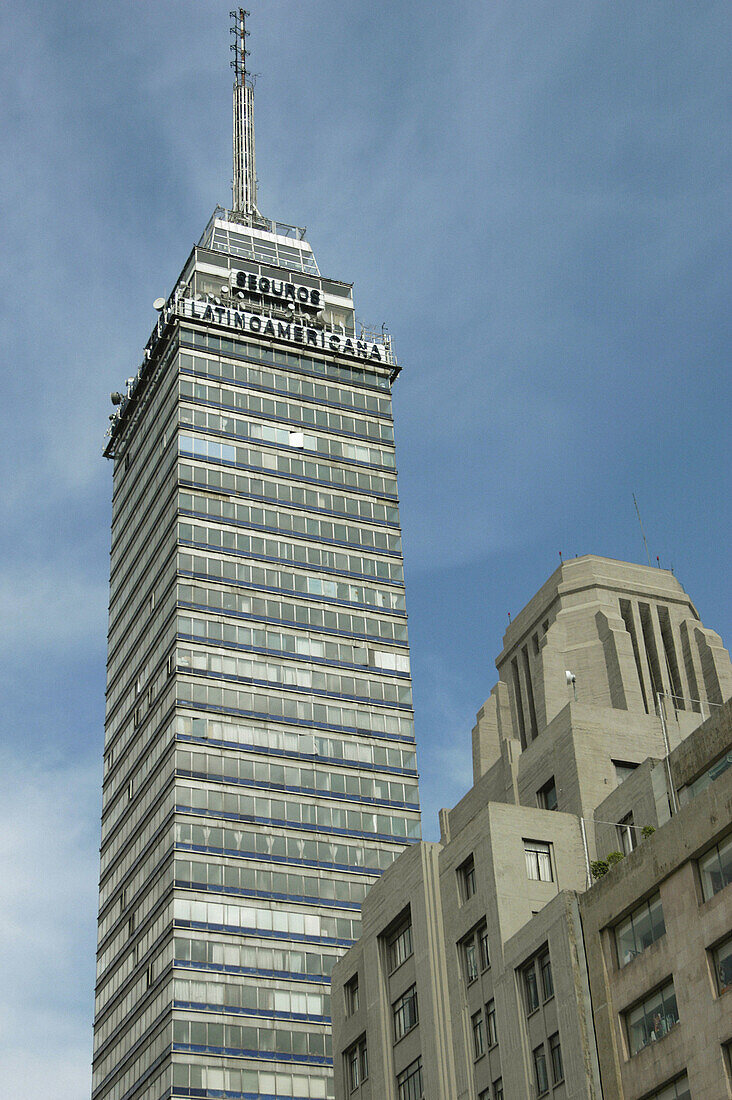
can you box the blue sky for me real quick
[1,1,730,1092]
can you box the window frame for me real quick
[699,833,732,901]
[463,936,479,984]
[624,978,680,1056]
[479,923,491,971]
[539,949,554,1001]
[533,1043,549,1097]
[386,915,414,974]
[392,984,419,1043]
[615,892,666,968]
[345,973,360,1016]
[711,931,732,996]
[549,1032,563,1085]
[345,1034,368,1092]
[471,1008,486,1060]
[522,958,540,1015]
[524,839,553,882]
[396,1057,423,1100]
[537,776,558,811]
[618,811,636,855]
[486,998,498,1048]
[459,854,477,901]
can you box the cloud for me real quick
[0,750,99,1097]
[0,566,108,656]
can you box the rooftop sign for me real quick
[230,269,323,310]
[177,296,385,362]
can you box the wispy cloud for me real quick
[0,750,99,1096]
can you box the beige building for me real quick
[331,556,732,1100]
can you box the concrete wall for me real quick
[580,752,732,1100]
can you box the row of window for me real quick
[180,405,395,469]
[176,747,419,805]
[173,975,330,1020]
[181,548,404,613]
[176,675,415,739]
[180,327,390,391]
[179,520,404,583]
[180,350,393,415]
[181,377,395,442]
[458,839,553,906]
[176,784,420,840]
[177,644,412,706]
[179,581,408,646]
[171,1061,333,1099]
[171,1016,331,1058]
[533,1034,564,1095]
[173,895,361,944]
[175,819,401,873]
[471,999,498,1057]
[613,837,732,975]
[180,489,402,554]
[179,449,400,526]
[174,934,339,980]
[176,713,418,772]
[180,438,398,501]
[178,612,410,672]
[174,856,370,906]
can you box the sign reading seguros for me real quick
[230,269,323,310]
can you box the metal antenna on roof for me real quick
[632,492,652,566]
[230,8,259,217]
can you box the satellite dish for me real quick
[153,297,166,311]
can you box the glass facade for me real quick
[93,218,420,1100]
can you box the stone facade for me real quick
[332,557,732,1100]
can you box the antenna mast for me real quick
[230,8,259,217]
[632,492,652,566]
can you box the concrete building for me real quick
[92,13,420,1100]
[331,556,732,1100]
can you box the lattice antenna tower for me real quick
[230,8,259,216]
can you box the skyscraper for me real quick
[92,13,420,1100]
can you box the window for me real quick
[538,777,558,811]
[685,750,732,801]
[644,1074,691,1100]
[615,893,666,966]
[493,1079,504,1100]
[471,1009,485,1059]
[393,985,418,1041]
[533,1044,549,1096]
[618,811,636,855]
[523,959,540,1014]
[387,917,413,973]
[479,924,491,970]
[345,1035,368,1091]
[463,936,479,984]
[625,979,679,1055]
[613,759,639,784]
[461,922,488,983]
[549,1033,563,1085]
[712,932,732,995]
[459,855,476,900]
[479,1091,490,1100]
[699,834,732,900]
[345,974,359,1016]
[524,840,553,882]
[396,1057,423,1100]
[486,999,497,1047]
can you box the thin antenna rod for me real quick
[230,8,259,216]
[633,492,652,566]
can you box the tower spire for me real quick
[230,8,259,217]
